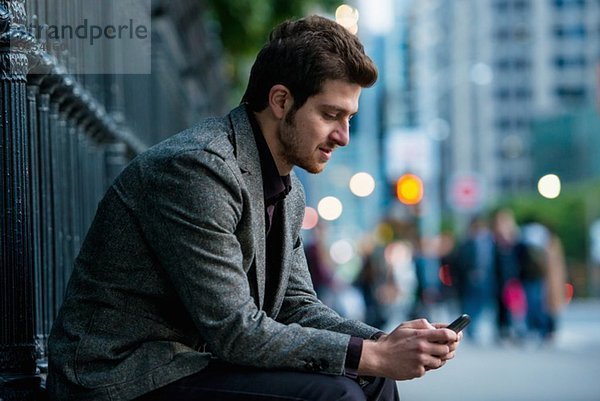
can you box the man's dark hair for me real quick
[242,15,378,112]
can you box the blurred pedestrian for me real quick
[305,224,366,321]
[357,243,400,328]
[452,215,496,343]
[356,233,420,331]
[491,208,526,342]
[518,222,551,340]
[543,226,569,340]
[305,224,336,300]
[410,236,443,322]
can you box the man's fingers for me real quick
[424,328,457,343]
[433,324,465,342]
[400,318,436,330]
[424,356,446,371]
[426,341,451,357]
[442,350,456,361]
[448,340,459,352]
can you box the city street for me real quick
[397,299,600,401]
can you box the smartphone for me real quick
[446,314,471,333]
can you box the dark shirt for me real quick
[246,110,363,378]
[248,111,290,314]
[248,111,291,233]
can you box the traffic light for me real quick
[396,173,423,205]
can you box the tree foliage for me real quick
[205,0,341,105]
[496,180,600,265]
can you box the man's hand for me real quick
[358,319,460,381]
[432,322,463,362]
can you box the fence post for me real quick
[0,0,43,399]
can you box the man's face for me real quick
[277,80,361,174]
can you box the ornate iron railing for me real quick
[1,1,229,398]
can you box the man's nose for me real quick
[332,119,350,147]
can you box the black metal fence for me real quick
[1,0,229,398]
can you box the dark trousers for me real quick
[136,361,400,401]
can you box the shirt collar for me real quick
[247,109,292,206]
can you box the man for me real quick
[47,15,461,401]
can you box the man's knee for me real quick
[305,375,366,401]
[361,377,400,401]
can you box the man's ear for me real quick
[268,84,293,120]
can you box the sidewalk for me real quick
[397,299,600,401]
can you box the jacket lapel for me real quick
[266,194,295,317]
[228,105,266,310]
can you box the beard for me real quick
[278,108,328,174]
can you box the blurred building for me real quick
[531,108,600,182]
[385,0,600,221]
[299,0,600,273]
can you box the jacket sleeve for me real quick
[122,147,351,375]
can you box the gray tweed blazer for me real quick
[47,105,379,401]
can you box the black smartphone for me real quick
[446,314,471,333]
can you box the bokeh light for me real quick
[330,239,354,265]
[537,174,561,199]
[302,206,319,230]
[396,173,424,205]
[349,172,376,197]
[565,283,574,304]
[383,241,412,266]
[335,4,359,34]
[317,196,343,221]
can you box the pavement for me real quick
[396,299,600,401]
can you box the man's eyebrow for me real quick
[320,104,358,115]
